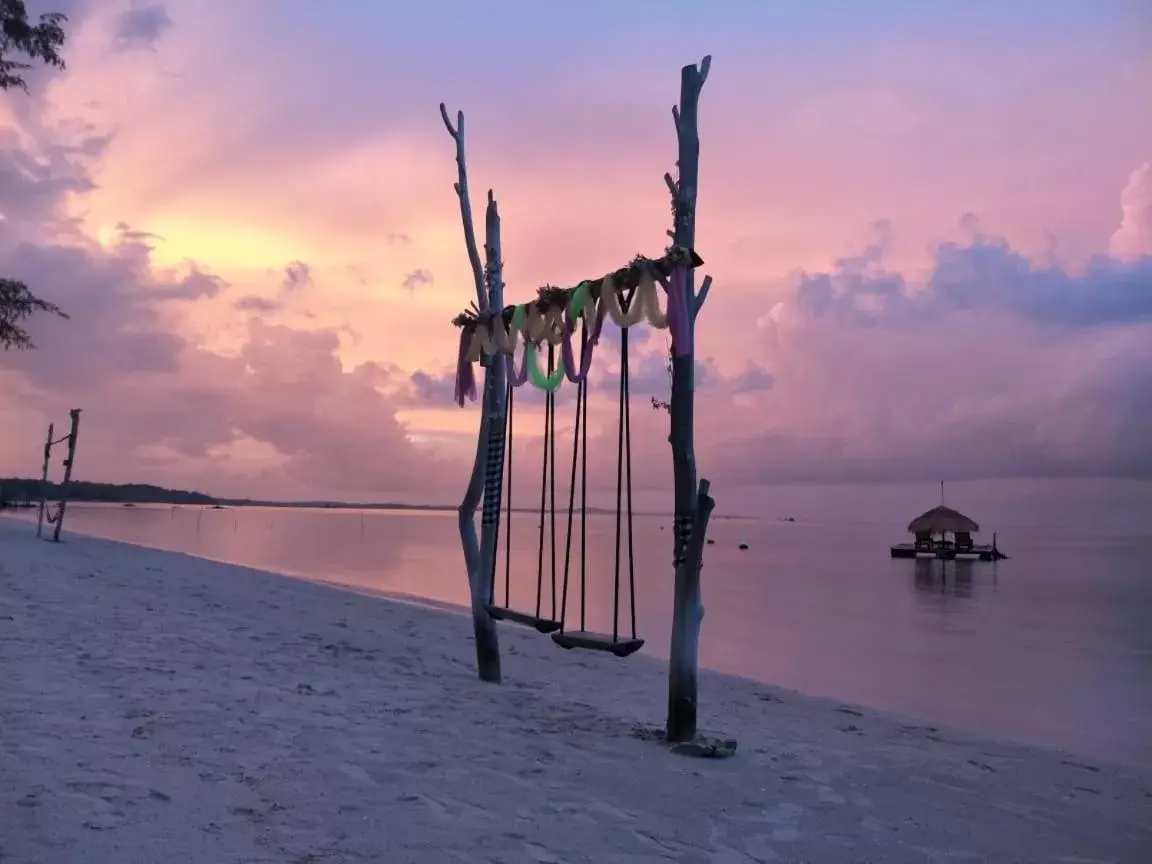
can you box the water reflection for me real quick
[911,558,986,599]
[5,501,1151,768]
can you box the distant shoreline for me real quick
[0,478,751,519]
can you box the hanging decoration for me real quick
[561,282,606,384]
[450,246,704,402]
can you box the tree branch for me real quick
[439,102,487,312]
[692,275,712,321]
[697,55,712,86]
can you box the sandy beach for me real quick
[1,519,1149,863]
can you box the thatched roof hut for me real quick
[907,505,979,535]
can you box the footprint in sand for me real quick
[336,762,374,785]
[816,785,846,805]
[760,802,806,842]
[523,842,562,863]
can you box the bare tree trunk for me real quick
[666,57,715,744]
[474,192,507,669]
[51,409,81,543]
[36,422,53,539]
[441,103,502,683]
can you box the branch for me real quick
[671,104,680,134]
[697,55,712,87]
[663,172,678,197]
[692,274,712,322]
[439,102,487,313]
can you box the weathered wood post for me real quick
[51,408,81,542]
[664,56,720,745]
[35,421,53,538]
[440,103,503,683]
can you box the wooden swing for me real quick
[485,343,563,634]
[486,306,644,657]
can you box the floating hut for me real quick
[890,504,1005,561]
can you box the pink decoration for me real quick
[505,341,529,388]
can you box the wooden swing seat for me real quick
[551,630,645,658]
[485,604,562,634]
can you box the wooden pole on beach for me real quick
[440,102,503,683]
[50,408,81,543]
[664,57,720,746]
[35,422,54,538]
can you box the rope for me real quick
[559,321,590,635]
[613,325,638,641]
[557,302,639,644]
[534,345,558,620]
[501,384,514,606]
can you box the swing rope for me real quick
[554,301,643,657]
[534,343,560,621]
[559,326,589,635]
[485,344,563,634]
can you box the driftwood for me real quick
[440,102,502,683]
[35,421,53,539]
[664,57,725,749]
[50,408,81,543]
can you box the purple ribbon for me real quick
[453,329,477,406]
[666,265,691,356]
[505,341,529,388]
[561,301,605,383]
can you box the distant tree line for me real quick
[0,477,218,506]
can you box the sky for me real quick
[1,0,1150,507]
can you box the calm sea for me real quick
[6,478,1151,769]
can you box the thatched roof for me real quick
[907,505,979,535]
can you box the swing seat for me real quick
[485,604,562,634]
[551,630,645,658]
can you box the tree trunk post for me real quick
[35,422,53,539]
[475,191,507,671]
[51,408,81,543]
[441,103,502,683]
[665,56,716,745]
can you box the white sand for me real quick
[1,519,1149,863]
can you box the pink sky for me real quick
[1,0,1150,505]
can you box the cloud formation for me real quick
[1110,163,1152,261]
[0,126,462,503]
[401,268,433,295]
[111,3,173,53]
[2,0,1149,503]
[711,216,1152,483]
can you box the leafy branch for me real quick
[0,278,68,350]
[0,2,67,92]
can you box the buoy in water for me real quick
[738,542,749,550]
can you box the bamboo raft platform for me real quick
[889,502,1008,561]
[889,541,1002,561]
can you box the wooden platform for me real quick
[485,605,561,633]
[890,543,998,561]
[551,630,645,657]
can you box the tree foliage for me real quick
[0,0,67,91]
[1,4,69,349]
[0,277,68,350]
